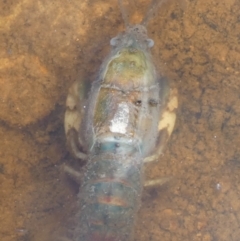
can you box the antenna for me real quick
[118,0,130,27]
[141,0,168,26]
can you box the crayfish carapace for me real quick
[64,0,178,240]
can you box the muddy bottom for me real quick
[0,0,240,241]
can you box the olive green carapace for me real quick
[103,48,155,89]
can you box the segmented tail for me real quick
[75,153,143,241]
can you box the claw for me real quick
[67,128,88,161]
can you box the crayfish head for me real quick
[110,24,154,51]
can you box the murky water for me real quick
[0,0,240,241]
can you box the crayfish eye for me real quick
[135,100,142,106]
[146,39,154,48]
[110,37,119,46]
